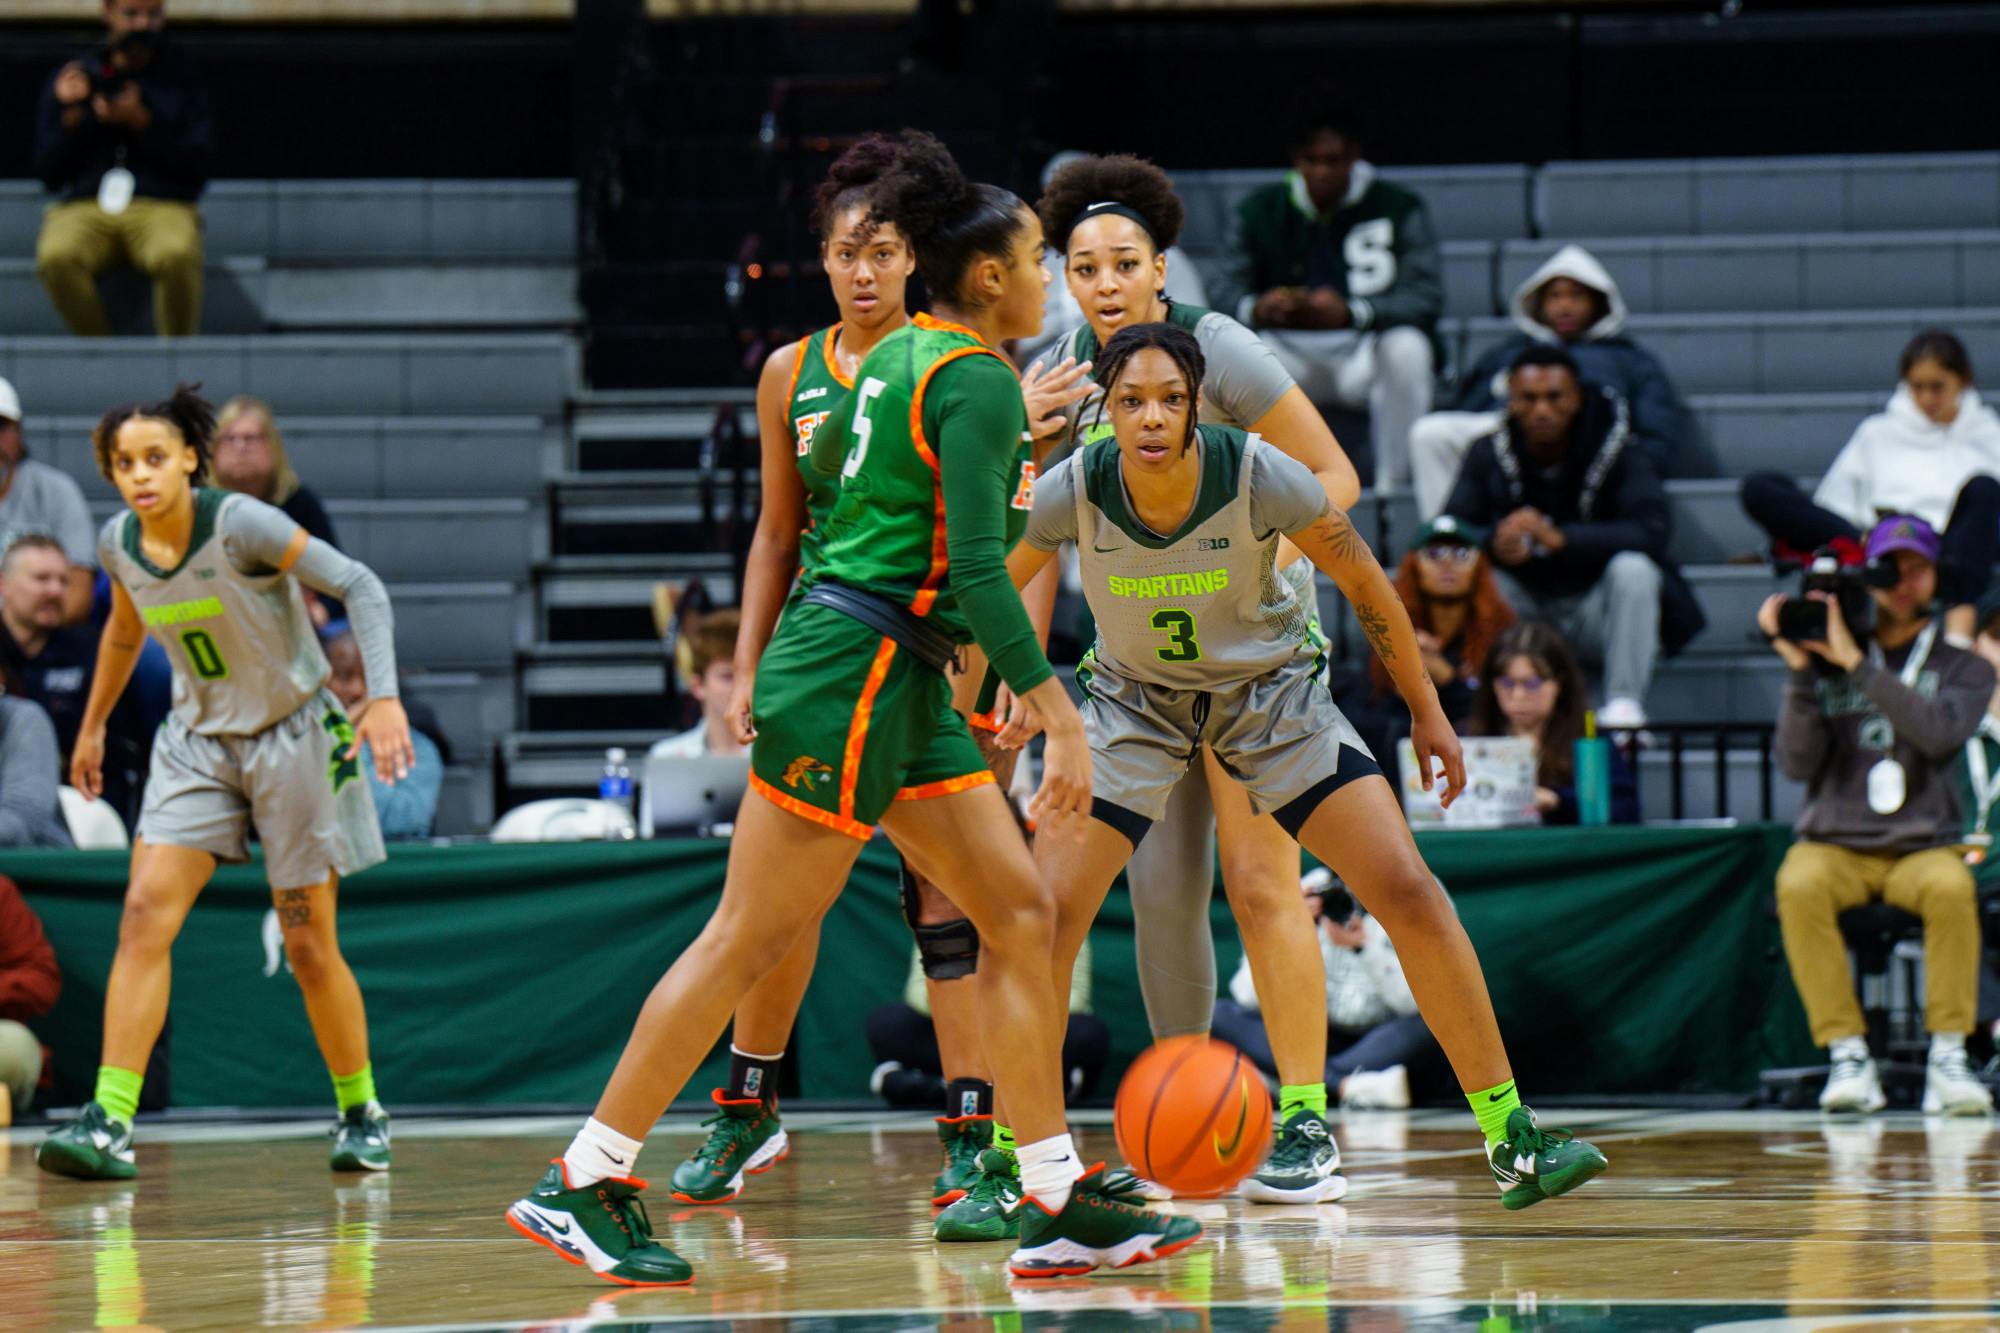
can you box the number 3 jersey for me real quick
[100,488,400,736]
[1024,425,1330,691]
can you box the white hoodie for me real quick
[1511,243,1629,343]
[1813,386,2000,532]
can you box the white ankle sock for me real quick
[1829,1035,1870,1063]
[1929,1032,1966,1059]
[1017,1133,1083,1214]
[563,1116,644,1186]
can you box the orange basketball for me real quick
[1113,1035,1273,1197]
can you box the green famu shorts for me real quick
[750,600,993,839]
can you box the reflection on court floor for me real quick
[2,1108,1997,1331]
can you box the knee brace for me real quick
[900,857,980,980]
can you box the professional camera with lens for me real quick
[1775,549,1896,656]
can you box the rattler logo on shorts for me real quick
[781,755,833,790]
[323,710,361,794]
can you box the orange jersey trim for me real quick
[967,711,1003,735]
[839,636,901,823]
[906,344,1010,617]
[914,311,988,345]
[749,772,873,841]
[784,330,815,408]
[822,320,855,390]
[894,770,997,802]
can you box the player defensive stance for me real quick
[505,131,1200,1286]
[37,385,412,1181]
[1005,324,1608,1222]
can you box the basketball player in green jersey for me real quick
[507,131,1200,1286]
[1006,324,1608,1234]
[37,385,413,1181]
[668,137,1003,1212]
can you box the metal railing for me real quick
[1628,721,1781,822]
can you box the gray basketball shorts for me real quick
[140,688,387,888]
[1078,651,1378,840]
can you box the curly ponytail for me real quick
[811,132,904,241]
[863,129,1028,309]
[92,382,218,483]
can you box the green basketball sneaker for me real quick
[931,1114,993,1205]
[1241,1108,1348,1204]
[36,1101,137,1181]
[668,1089,789,1205]
[933,1147,1022,1242]
[1009,1162,1205,1277]
[506,1161,693,1286]
[330,1101,392,1172]
[1488,1107,1608,1210]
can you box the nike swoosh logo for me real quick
[525,1206,573,1235]
[1093,543,1123,554]
[1214,1080,1251,1158]
[1489,1088,1512,1102]
[605,1154,627,1166]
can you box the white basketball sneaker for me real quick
[1921,1041,1994,1117]
[1820,1038,1887,1114]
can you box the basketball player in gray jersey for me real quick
[1016,155,1362,1206]
[37,386,413,1184]
[1004,325,1608,1223]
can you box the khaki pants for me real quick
[36,197,203,337]
[1774,841,1979,1047]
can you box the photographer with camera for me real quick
[1210,867,1442,1110]
[33,0,213,338]
[1760,513,1995,1115]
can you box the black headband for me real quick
[1071,201,1158,248]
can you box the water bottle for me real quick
[599,746,635,840]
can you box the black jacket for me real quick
[1443,387,1707,655]
[34,40,215,203]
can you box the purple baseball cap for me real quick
[1866,514,1941,565]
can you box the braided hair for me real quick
[1093,322,1207,456]
[93,383,217,483]
[862,129,1028,310]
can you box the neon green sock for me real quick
[1468,1079,1520,1147]
[991,1123,1017,1161]
[332,1063,377,1115]
[1279,1082,1329,1122]
[93,1065,144,1126]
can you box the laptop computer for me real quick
[642,753,752,837]
[1398,735,1541,829]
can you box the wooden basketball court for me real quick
[3,1107,1998,1330]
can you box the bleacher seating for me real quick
[0,177,575,834]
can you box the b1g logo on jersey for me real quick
[794,411,832,457]
[1197,537,1230,551]
[1011,460,1038,511]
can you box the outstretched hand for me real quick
[1020,356,1095,440]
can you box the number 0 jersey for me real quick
[1024,425,1330,692]
[100,489,398,736]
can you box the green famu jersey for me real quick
[785,323,856,576]
[809,312,1037,644]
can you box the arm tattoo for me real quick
[1307,502,1366,566]
[1355,602,1395,664]
[274,887,312,929]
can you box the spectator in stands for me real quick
[1741,330,2000,646]
[1211,867,1442,1110]
[1210,94,1440,498]
[33,0,214,338]
[1960,606,2000,855]
[324,621,447,841]
[867,938,1108,1108]
[1758,512,1994,1115]
[1373,514,1515,729]
[650,609,745,761]
[0,673,73,849]
[1411,245,1698,517]
[0,378,97,624]
[0,874,62,1127]
[1444,345,1704,729]
[1,536,99,766]
[212,398,342,624]
[1465,622,1639,825]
